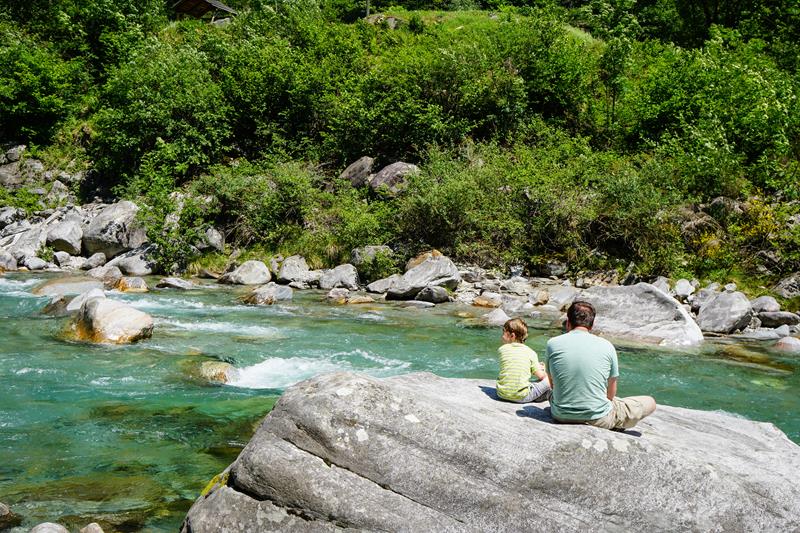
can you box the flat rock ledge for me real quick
[182,372,800,532]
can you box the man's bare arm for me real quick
[607,377,618,400]
[547,373,554,390]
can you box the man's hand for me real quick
[607,377,618,400]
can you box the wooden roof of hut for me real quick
[172,0,237,18]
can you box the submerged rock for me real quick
[483,307,511,326]
[181,372,800,532]
[30,523,69,533]
[580,283,704,346]
[200,361,237,384]
[157,277,195,290]
[70,298,153,344]
[775,336,800,353]
[80,523,105,533]
[32,277,104,297]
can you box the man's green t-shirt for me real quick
[544,329,619,421]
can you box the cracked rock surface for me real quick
[182,372,800,532]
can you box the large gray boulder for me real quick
[319,264,359,290]
[773,273,800,299]
[181,372,800,533]
[30,523,69,533]
[369,162,419,196]
[0,223,46,260]
[340,156,375,188]
[242,282,293,305]
[70,297,153,344]
[47,219,83,255]
[0,249,17,270]
[104,246,155,276]
[751,295,781,313]
[219,260,271,285]
[277,255,311,284]
[386,255,460,300]
[366,273,403,294]
[579,283,704,346]
[156,277,195,290]
[758,311,800,328]
[32,277,104,296]
[83,201,147,258]
[0,206,23,229]
[416,285,450,304]
[696,291,753,334]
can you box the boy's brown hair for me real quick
[503,318,528,342]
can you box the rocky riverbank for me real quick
[181,372,800,532]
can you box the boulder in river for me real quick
[385,255,460,300]
[775,336,800,353]
[416,285,450,304]
[30,523,69,533]
[114,276,149,293]
[242,282,293,305]
[219,260,271,285]
[696,291,753,334]
[0,249,17,271]
[104,246,155,276]
[83,201,147,258]
[0,501,21,529]
[366,273,403,294]
[483,307,510,326]
[157,277,195,290]
[33,277,104,297]
[181,372,800,532]
[319,264,359,290]
[277,255,310,284]
[579,283,704,346]
[199,361,237,384]
[71,297,154,344]
[758,311,800,328]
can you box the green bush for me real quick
[92,40,231,189]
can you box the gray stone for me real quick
[83,201,147,258]
[399,300,436,309]
[23,256,47,270]
[0,249,17,270]
[219,260,271,285]
[82,252,106,270]
[690,287,720,314]
[547,286,579,312]
[326,288,350,303]
[751,295,781,313]
[340,156,375,188]
[500,276,534,296]
[0,206,22,229]
[724,282,738,292]
[319,264,359,290]
[758,311,800,328]
[243,282,293,305]
[0,501,21,529]
[697,291,753,334]
[774,273,800,299]
[196,227,224,253]
[0,161,23,188]
[416,285,450,304]
[156,277,195,290]
[71,297,153,344]
[651,276,670,293]
[47,219,83,255]
[775,336,800,352]
[673,278,695,301]
[80,523,105,533]
[366,274,403,294]
[540,261,567,277]
[350,245,392,268]
[369,162,419,196]
[0,223,46,260]
[386,255,460,300]
[4,144,25,162]
[0,219,30,238]
[105,246,155,276]
[114,276,149,293]
[45,179,71,205]
[30,523,69,533]
[182,372,800,532]
[580,283,704,346]
[66,288,106,314]
[32,277,104,296]
[459,267,485,283]
[20,158,44,180]
[86,265,123,283]
[277,255,310,284]
[483,307,511,326]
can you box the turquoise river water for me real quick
[0,273,798,531]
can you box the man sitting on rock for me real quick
[545,301,656,430]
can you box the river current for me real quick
[0,273,797,531]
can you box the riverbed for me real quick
[1,273,797,531]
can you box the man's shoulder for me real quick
[548,331,616,351]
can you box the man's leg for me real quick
[610,396,656,429]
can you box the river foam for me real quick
[227,357,348,389]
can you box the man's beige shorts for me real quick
[586,396,653,430]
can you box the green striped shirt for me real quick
[496,342,540,401]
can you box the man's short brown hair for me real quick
[567,301,595,329]
[503,318,528,342]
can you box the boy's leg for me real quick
[529,379,551,402]
[610,396,657,429]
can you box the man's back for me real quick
[545,329,618,421]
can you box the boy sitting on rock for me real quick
[496,318,551,403]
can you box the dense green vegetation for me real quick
[1,0,799,279]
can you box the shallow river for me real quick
[0,273,797,531]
